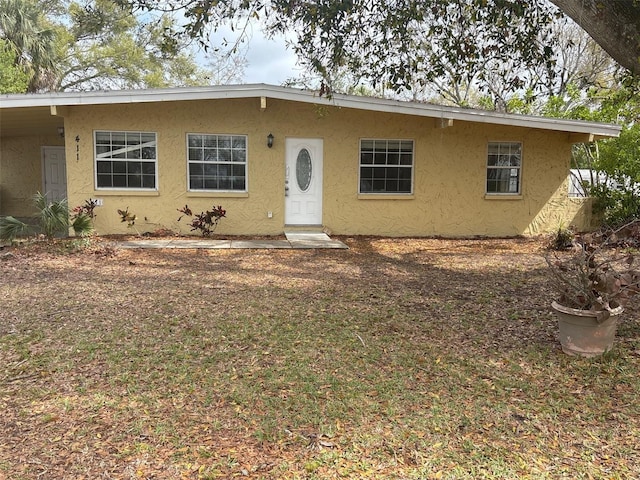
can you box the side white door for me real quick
[42,146,67,203]
[285,138,323,225]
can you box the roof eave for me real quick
[0,84,622,138]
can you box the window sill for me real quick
[357,194,414,200]
[484,194,523,201]
[187,191,249,198]
[93,190,159,196]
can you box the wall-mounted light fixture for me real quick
[57,127,65,138]
[267,133,274,148]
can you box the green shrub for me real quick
[71,213,94,237]
[33,192,69,239]
[0,216,30,243]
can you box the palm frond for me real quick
[0,216,30,242]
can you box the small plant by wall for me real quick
[177,204,226,236]
[71,198,99,237]
[0,193,95,243]
[117,207,137,227]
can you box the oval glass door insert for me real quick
[296,148,312,192]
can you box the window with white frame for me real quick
[188,134,247,191]
[95,131,157,189]
[486,142,522,194]
[359,139,413,194]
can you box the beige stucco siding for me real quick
[0,135,63,216]
[55,97,589,237]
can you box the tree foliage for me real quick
[118,0,640,97]
[120,0,562,99]
[0,0,210,93]
[0,39,30,93]
[0,0,58,91]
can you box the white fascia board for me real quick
[0,83,621,138]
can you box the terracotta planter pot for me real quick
[551,301,623,357]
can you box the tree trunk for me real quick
[550,0,640,76]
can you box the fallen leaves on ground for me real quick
[1,236,639,479]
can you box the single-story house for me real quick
[0,84,622,237]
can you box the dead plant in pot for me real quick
[546,221,640,356]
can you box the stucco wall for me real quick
[53,98,590,237]
[0,135,63,217]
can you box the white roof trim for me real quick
[0,83,621,137]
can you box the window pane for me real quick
[218,149,232,162]
[232,149,246,163]
[401,141,413,152]
[128,175,142,188]
[204,178,218,189]
[361,140,374,151]
[219,177,232,189]
[399,167,412,180]
[190,177,203,190]
[203,148,217,162]
[359,139,413,194]
[126,133,141,146]
[95,132,157,190]
[232,164,245,177]
[127,147,141,159]
[387,140,400,151]
[374,152,386,165]
[188,148,202,161]
[141,133,155,144]
[188,134,247,191]
[232,136,246,149]
[97,161,111,174]
[189,135,203,147]
[112,132,125,145]
[95,132,111,144]
[113,175,127,187]
[128,162,142,175]
[113,161,126,174]
[234,177,246,190]
[141,146,155,159]
[142,175,155,189]
[486,142,521,194]
[373,140,386,151]
[398,179,411,192]
[400,154,412,165]
[190,163,203,176]
[97,174,111,187]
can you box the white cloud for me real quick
[244,34,301,85]
[202,21,301,85]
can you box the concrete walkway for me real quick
[117,232,348,250]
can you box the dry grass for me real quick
[1,236,639,479]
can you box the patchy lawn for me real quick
[1,236,639,479]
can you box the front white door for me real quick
[285,138,323,225]
[42,146,67,203]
